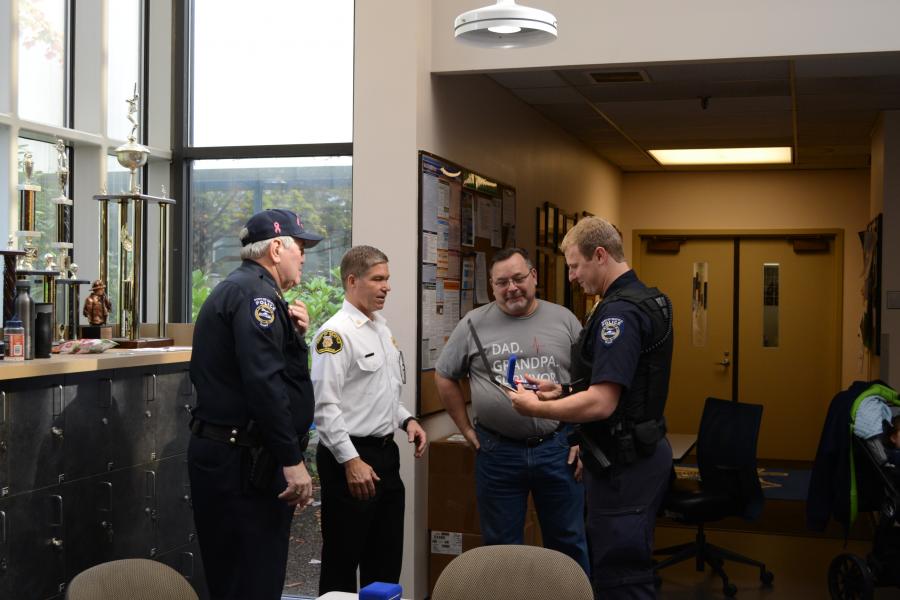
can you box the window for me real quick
[107,0,142,140]
[191,0,353,147]
[17,0,68,126]
[189,156,351,323]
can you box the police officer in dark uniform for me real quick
[189,208,323,600]
[508,216,673,600]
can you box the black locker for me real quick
[104,467,157,559]
[62,475,114,582]
[0,495,10,599]
[62,373,113,481]
[154,455,194,554]
[157,540,209,600]
[155,365,194,459]
[4,377,65,493]
[109,367,156,469]
[0,391,9,494]
[3,490,67,599]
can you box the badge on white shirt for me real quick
[315,329,344,354]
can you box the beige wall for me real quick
[422,74,621,259]
[621,170,870,388]
[431,0,900,73]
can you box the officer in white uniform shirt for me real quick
[312,245,427,595]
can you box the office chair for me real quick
[654,397,774,597]
[66,558,198,600]
[432,544,593,600]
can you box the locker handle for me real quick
[0,511,6,545]
[144,470,157,500]
[51,426,64,440]
[49,494,64,526]
[53,385,64,417]
[99,481,113,512]
[0,391,6,424]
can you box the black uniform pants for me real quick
[584,438,672,600]
[317,438,405,594]
[188,436,295,600]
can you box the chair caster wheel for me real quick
[723,582,737,597]
[761,570,774,586]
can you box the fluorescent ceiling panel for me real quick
[648,147,792,165]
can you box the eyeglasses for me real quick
[491,271,533,289]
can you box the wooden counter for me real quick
[0,346,192,381]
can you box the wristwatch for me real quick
[401,416,419,432]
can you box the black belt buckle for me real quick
[525,435,545,448]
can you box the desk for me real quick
[667,433,697,462]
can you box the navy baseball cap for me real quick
[240,209,323,248]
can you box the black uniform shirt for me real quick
[190,260,314,467]
[589,269,652,391]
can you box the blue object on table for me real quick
[359,581,402,600]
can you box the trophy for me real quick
[93,84,175,347]
[15,150,42,270]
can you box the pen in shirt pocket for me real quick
[364,352,375,358]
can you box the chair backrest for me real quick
[65,558,199,600]
[696,397,764,519]
[431,544,593,600]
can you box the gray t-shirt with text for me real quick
[436,300,582,439]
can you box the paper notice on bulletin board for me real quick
[422,173,440,233]
[461,191,475,247]
[490,197,503,248]
[502,189,515,226]
[475,252,489,304]
[461,255,475,289]
[423,232,438,264]
[475,196,493,240]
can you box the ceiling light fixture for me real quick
[649,147,793,166]
[454,0,558,49]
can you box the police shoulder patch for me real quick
[251,297,277,329]
[600,317,624,345]
[315,329,344,354]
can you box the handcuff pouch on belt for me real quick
[245,431,311,493]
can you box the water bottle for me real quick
[4,316,25,361]
[15,282,35,360]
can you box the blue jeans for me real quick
[475,423,590,574]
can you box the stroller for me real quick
[808,381,900,600]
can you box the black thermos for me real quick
[35,302,53,358]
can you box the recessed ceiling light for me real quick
[648,147,793,165]
[454,0,558,49]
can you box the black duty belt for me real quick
[350,434,395,448]
[477,422,564,448]
[190,417,311,453]
[190,417,262,448]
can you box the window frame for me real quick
[170,0,353,323]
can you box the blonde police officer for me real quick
[311,245,427,595]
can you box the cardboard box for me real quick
[428,434,480,533]
[428,434,541,537]
[428,520,537,594]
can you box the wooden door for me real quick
[638,238,735,436]
[738,238,840,460]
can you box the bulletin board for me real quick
[417,151,517,417]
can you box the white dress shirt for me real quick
[311,300,412,464]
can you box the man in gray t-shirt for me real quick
[435,248,589,574]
